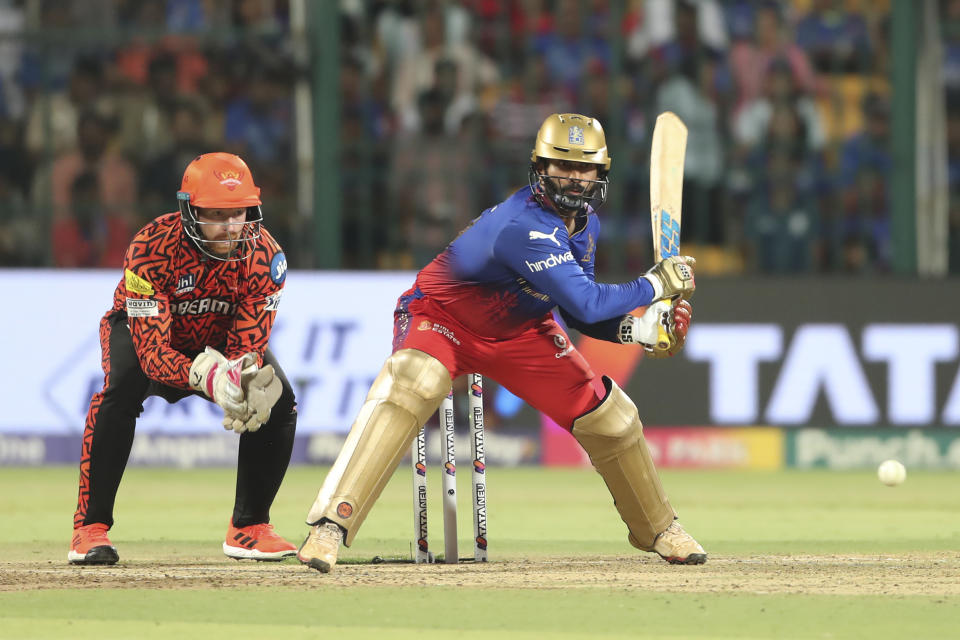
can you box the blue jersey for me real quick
[409,186,655,339]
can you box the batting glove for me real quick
[618,300,672,346]
[646,299,692,359]
[643,255,696,301]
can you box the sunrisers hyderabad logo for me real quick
[336,502,353,518]
[213,169,244,190]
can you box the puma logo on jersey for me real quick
[529,227,561,247]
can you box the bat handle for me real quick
[656,325,671,350]
[655,296,676,350]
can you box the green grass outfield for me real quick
[1,465,958,639]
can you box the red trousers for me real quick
[394,297,605,429]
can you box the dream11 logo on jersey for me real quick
[685,323,960,426]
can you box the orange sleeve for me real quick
[122,223,194,389]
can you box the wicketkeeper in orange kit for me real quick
[69,153,298,564]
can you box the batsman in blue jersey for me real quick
[299,113,705,572]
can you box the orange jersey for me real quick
[107,212,287,389]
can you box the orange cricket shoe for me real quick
[68,523,119,565]
[223,521,297,561]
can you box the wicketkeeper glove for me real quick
[221,362,283,434]
[189,347,251,417]
[219,355,259,434]
[643,255,696,301]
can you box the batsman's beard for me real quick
[549,180,591,213]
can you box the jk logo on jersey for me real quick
[568,126,584,145]
[529,227,561,247]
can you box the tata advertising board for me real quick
[631,277,960,428]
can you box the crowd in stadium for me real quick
[0,0,958,274]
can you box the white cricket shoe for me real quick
[298,521,343,573]
[652,521,707,565]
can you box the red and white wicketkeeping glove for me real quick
[189,347,250,414]
[190,348,282,434]
[220,361,283,434]
[187,347,266,435]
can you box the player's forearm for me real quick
[135,343,193,389]
[551,276,656,325]
[224,338,266,364]
[558,308,624,343]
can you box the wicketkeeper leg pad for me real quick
[305,348,451,546]
[571,376,676,550]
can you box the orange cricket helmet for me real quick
[177,152,263,261]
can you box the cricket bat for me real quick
[649,111,688,349]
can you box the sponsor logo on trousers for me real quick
[418,320,461,345]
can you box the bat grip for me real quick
[656,325,671,350]
[655,297,676,350]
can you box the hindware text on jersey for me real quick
[524,251,575,273]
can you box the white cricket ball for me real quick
[877,459,907,486]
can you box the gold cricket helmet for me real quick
[530,113,611,170]
[528,113,611,216]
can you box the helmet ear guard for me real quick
[178,153,263,261]
[528,113,611,216]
